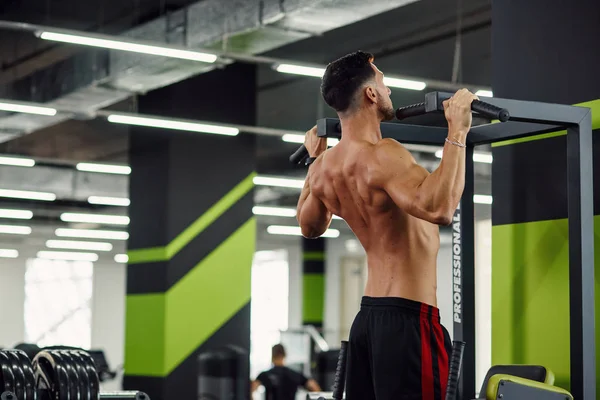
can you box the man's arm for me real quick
[374,89,476,225]
[296,125,332,238]
[295,370,321,392]
[304,378,322,392]
[250,379,261,393]
[296,166,333,238]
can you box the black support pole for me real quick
[567,113,595,400]
[452,145,476,400]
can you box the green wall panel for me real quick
[492,216,600,390]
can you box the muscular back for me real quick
[308,138,441,306]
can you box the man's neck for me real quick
[273,359,284,367]
[339,108,382,143]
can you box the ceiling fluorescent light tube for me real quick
[55,228,129,240]
[46,239,113,252]
[383,77,426,91]
[253,206,297,218]
[253,205,342,220]
[0,189,56,201]
[0,249,18,258]
[267,225,340,238]
[472,153,493,163]
[76,162,131,175]
[0,101,57,116]
[39,31,217,63]
[60,213,130,225]
[281,134,305,144]
[88,196,131,207]
[475,90,493,97]
[281,134,339,147]
[37,250,99,262]
[253,176,305,189]
[0,209,33,220]
[114,254,129,263]
[107,114,239,136]
[274,64,425,91]
[473,195,493,204]
[0,225,32,235]
[0,156,35,167]
[275,64,325,77]
[435,150,493,163]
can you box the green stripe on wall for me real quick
[492,98,600,147]
[164,217,254,374]
[303,251,325,261]
[124,293,166,376]
[303,273,325,324]
[124,217,255,376]
[127,172,256,264]
[491,215,600,390]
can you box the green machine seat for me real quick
[477,365,554,397]
[486,374,573,400]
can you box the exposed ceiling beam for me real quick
[0,19,491,97]
[368,5,491,59]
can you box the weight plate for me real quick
[12,345,40,364]
[53,353,78,400]
[58,353,84,400]
[65,353,88,400]
[10,350,36,400]
[0,352,16,395]
[73,353,97,400]
[0,392,17,400]
[32,352,54,400]
[33,351,69,400]
[5,351,26,400]
[47,352,73,400]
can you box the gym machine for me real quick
[0,348,148,400]
[291,91,595,400]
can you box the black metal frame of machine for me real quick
[291,91,595,400]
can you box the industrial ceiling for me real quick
[0,0,493,262]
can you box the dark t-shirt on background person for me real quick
[256,365,309,400]
[251,344,321,400]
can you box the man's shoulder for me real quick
[372,138,415,165]
[256,369,269,379]
[374,138,407,153]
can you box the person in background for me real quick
[251,344,321,400]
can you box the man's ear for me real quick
[365,85,378,104]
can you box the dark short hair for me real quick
[272,344,286,359]
[321,51,376,112]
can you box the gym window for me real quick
[24,258,94,349]
[250,249,290,378]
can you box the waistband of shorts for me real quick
[360,296,440,319]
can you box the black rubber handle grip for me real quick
[395,102,426,120]
[445,341,466,400]
[471,100,510,122]
[289,144,309,165]
[332,341,348,400]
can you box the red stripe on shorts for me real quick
[420,303,434,400]
[433,321,449,397]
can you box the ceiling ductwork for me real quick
[0,0,419,143]
[0,165,128,202]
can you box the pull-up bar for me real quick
[289,91,510,165]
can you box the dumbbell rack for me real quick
[0,349,148,400]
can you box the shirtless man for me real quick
[295,51,478,400]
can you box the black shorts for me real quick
[345,296,452,400]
